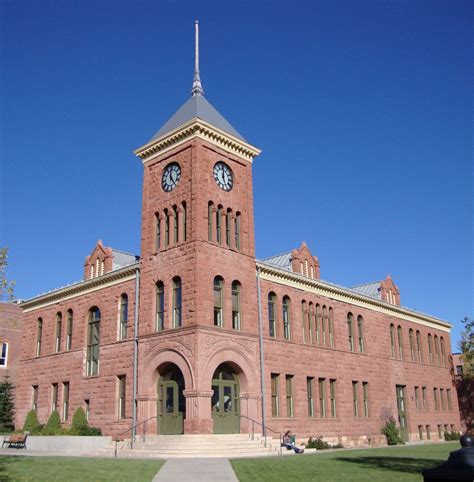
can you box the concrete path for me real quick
[153,458,238,482]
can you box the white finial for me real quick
[191,20,204,96]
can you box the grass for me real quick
[0,455,165,481]
[231,442,458,482]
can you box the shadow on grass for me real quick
[335,456,444,475]
[0,456,13,482]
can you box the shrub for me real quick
[444,430,461,441]
[42,410,62,435]
[381,418,403,445]
[22,409,42,434]
[0,375,15,433]
[305,436,342,450]
[69,407,101,436]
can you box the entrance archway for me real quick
[211,363,240,434]
[157,364,185,435]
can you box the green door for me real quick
[212,365,240,434]
[158,374,184,435]
[396,385,409,442]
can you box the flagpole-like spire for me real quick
[191,20,204,96]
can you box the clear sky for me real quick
[1,0,472,351]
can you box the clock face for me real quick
[162,163,181,192]
[213,162,233,191]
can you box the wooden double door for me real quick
[211,364,240,434]
[158,367,185,435]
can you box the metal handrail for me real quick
[239,414,282,455]
[114,416,158,458]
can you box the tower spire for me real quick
[191,20,204,96]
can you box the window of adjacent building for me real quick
[66,309,73,351]
[36,318,43,356]
[51,383,58,412]
[416,330,422,362]
[0,342,8,367]
[63,382,70,421]
[271,374,279,417]
[172,277,182,328]
[328,308,334,347]
[282,296,291,340]
[173,205,179,244]
[315,304,321,345]
[318,378,326,418]
[164,208,170,248]
[456,365,463,376]
[268,293,276,338]
[208,202,214,242]
[182,201,187,242]
[409,329,415,361]
[347,313,355,352]
[414,386,420,410]
[118,375,126,419]
[322,306,328,345]
[286,375,294,417]
[357,315,364,353]
[422,386,428,411]
[234,212,241,251]
[330,379,337,417]
[397,326,403,360]
[231,281,241,330]
[216,205,223,244]
[434,335,440,366]
[307,377,314,417]
[428,334,433,364]
[85,399,90,421]
[352,381,359,417]
[32,385,38,412]
[444,424,449,433]
[213,276,224,327]
[362,382,369,417]
[119,293,128,340]
[426,425,431,440]
[155,213,161,250]
[418,425,424,440]
[390,324,396,358]
[437,424,442,439]
[433,388,439,410]
[447,389,453,410]
[55,312,62,353]
[86,307,101,376]
[440,388,446,411]
[156,281,165,331]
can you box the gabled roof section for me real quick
[149,95,245,143]
[262,251,292,271]
[350,281,382,300]
[111,249,140,271]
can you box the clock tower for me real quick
[134,22,262,434]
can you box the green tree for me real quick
[0,247,15,302]
[459,316,473,378]
[23,409,42,434]
[43,410,62,435]
[0,375,15,432]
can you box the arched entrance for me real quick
[211,363,240,434]
[157,364,185,435]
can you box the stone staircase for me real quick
[93,434,281,458]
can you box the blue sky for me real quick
[1,0,472,350]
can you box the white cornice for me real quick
[21,264,139,313]
[256,262,451,333]
[134,118,261,164]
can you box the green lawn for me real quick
[231,442,458,482]
[0,456,164,481]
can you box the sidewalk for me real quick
[153,458,238,482]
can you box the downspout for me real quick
[256,266,267,445]
[131,266,140,448]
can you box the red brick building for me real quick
[17,24,460,444]
[0,301,23,384]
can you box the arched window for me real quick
[208,202,214,242]
[66,309,73,351]
[216,205,223,244]
[302,301,308,343]
[434,335,440,366]
[357,315,364,353]
[225,209,232,247]
[328,307,334,347]
[390,324,395,358]
[409,329,415,361]
[308,302,314,344]
[397,326,403,360]
[347,313,354,352]
[55,312,62,353]
[440,337,446,366]
[234,212,241,251]
[322,305,328,345]
[213,276,224,327]
[315,304,321,345]
[231,281,241,330]
[172,277,182,328]
[282,296,291,340]
[36,318,43,356]
[0,342,8,367]
[173,205,179,244]
[428,334,433,364]
[268,293,276,338]
[164,208,170,248]
[182,201,187,242]
[87,307,101,376]
[155,212,161,250]
[156,281,165,331]
[416,330,422,362]
[119,293,128,340]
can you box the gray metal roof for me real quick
[262,252,292,271]
[111,249,139,271]
[150,95,245,142]
[350,281,382,300]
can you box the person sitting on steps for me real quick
[282,430,304,454]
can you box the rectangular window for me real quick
[51,383,58,412]
[422,386,428,411]
[271,374,279,417]
[36,320,43,356]
[414,386,420,411]
[216,208,222,244]
[66,311,73,351]
[330,379,337,418]
[307,377,314,417]
[232,284,241,330]
[87,316,100,376]
[450,424,455,432]
[155,213,161,250]
[352,381,359,417]
[418,425,424,440]
[286,375,294,417]
[118,375,126,419]
[173,206,179,244]
[362,382,369,417]
[318,378,326,418]
[433,388,439,411]
[119,296,128,340]
[32,385,38,412]
[440,388,446,411]
[55,318,62,353]
[234,214,241,251]
[268,295,276,338]
[225,211,231,247]
[85,399,90,422]
[0,342,8,367]
[426,425,431,440]
[437,424,442,439]
[156,283,165,331]
[447,389,453,410]
[444,424,449,434]
[63,382,70,421]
